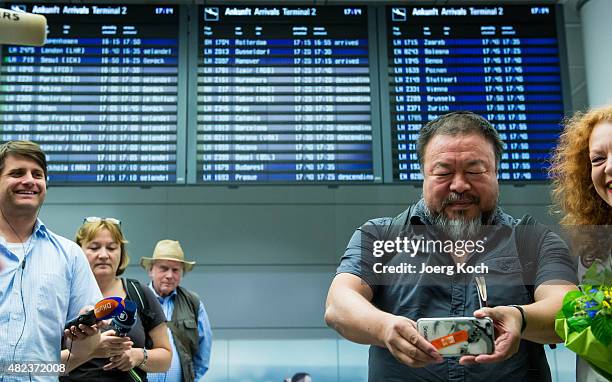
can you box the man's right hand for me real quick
[91,330,134,359]
[63,323,100,362]
[380,315,444,368]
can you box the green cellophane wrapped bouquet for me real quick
[555,263,612,380]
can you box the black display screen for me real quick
[196,6,377,183]
[0,4,181,183]
[386,5,564,181]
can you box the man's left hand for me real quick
[459,306,522,365]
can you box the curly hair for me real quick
[550,105,612,226]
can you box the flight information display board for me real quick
[386,5,565,181]
[0,4,182,183]
[196,5,377,183]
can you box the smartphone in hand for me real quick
[416,317,495,357]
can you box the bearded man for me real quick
[324,112,578,382]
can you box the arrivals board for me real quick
[0,4,182,183]
[386,5,565,181]
[196,6,378,183]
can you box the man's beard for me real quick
[425,192,495,241]
[431,211,483,241]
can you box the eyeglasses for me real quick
[83,216,121,226]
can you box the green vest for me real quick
[167,286,200,382]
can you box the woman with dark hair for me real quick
[61,218,172,381]
[550,105,612,382]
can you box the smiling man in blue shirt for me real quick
[0,141,102,381]
[141,239,213,382]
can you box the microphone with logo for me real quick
[0,7,47,46]
[64,296,126,330]
[110,300,137,336]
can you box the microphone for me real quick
[0,8,47,46]
[64,296,125,330]
[109,301,143,382]
[110,300,137,336]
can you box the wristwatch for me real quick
[508,304,527,334]
[137,348,148,369]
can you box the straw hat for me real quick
[140,240,196,272]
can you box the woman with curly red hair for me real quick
[550,105,611,382]
[551,106,612,227]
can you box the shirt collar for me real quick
[0,218,48,248]
[34,219,49,237]
[409,199,430,225]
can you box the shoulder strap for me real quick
[124,278,148,316]
[124,278,155,348]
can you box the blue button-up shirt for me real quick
[0,219,102,382]
[147,283,212,382]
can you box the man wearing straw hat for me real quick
[141,240,212,382]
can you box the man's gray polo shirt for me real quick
[336,199,578,382]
